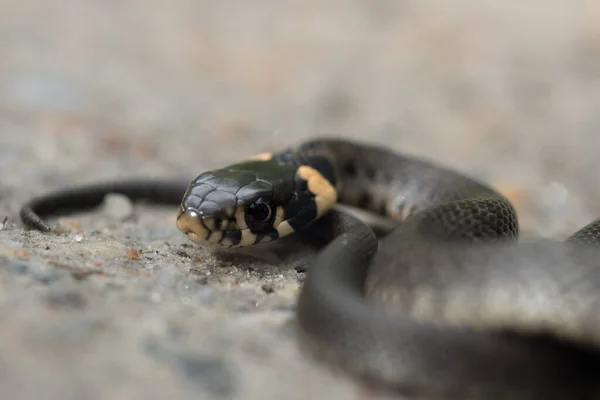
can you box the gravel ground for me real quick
[2,1,600,399]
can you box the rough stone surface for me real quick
[1,1,600,399]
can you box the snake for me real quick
[18,138,600,399]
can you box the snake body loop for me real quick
[18,138,600,399]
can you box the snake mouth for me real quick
[176,208,283,248]
[176,209,232,247]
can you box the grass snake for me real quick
[19,138,600,399]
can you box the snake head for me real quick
[176,154,337,248]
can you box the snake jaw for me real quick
[176,208,298,248]
[176,206,278,248]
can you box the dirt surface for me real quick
[1,1,600,399]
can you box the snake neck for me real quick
[288,138,509,223]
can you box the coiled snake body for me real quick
[19,138,600,399]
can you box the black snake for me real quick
[19,138,600,399]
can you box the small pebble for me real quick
[101,193,134,221]
[126,248,141,259]
[261,283,276,294]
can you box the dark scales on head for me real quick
[231,159,297,206]
[187,160,293,198]
[182,168,261,217]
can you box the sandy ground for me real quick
[1,1,600,399]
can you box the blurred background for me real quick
[1,1,600,399]
[3,0,600,231]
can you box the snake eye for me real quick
[245,199,272,224]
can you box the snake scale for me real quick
[19,138,600,399]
